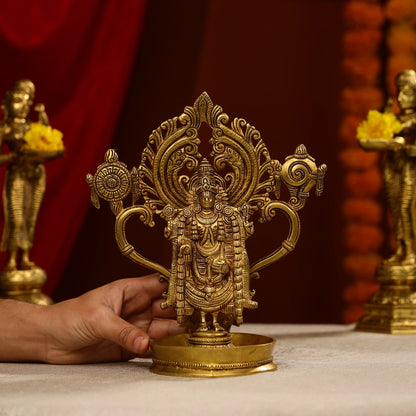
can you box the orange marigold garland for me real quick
[341,0,385,323]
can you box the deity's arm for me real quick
[0,152,14,165]
[19,148,65,164]
[34,103,50,126]
[358,136,405,152]
[0,124,15,165]
[406,144,416,157]
[401,116,416,156]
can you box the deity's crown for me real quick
[194,158,219,195]
[396,69,416,89]
[13,79,35,97]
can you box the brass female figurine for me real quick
[0,80,64,304]
[357,69,416,333]
[383,70,416,265]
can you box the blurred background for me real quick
[1,0,409,323]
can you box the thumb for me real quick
[97,312,149,355]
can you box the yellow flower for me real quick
[24,122,64,151]
[356,110,402,140]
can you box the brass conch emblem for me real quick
[87,93,326,377]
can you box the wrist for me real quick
[0,299,50,362]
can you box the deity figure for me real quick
[381,70,416,265]
[0,80,64,272]
[355,71,416,334]
[87,92,326,346]
[161,159,257,333]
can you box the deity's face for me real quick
[198,190,215,209]
[397,84,416,110]
[8,91,32,118]
[396,71,416,111]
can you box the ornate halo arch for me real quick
[137,92,280,215]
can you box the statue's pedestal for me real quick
[151,332,276,377]
[356,263,416,334]
[0,267,53,305]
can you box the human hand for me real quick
[42,274,184,364]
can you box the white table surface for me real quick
[1,324,415,416]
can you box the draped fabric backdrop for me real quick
[55,0,346,324]
[0,0,147,293]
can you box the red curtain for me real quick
[0,0,148,294]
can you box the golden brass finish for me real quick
[357,70,416,334]
[88,92,326,376]
[150,333,276,377]
[0,80,64,305]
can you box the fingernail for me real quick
[133,336,147,353]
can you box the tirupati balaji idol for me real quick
[88,93,326,376]
[357,69,416,334]
[0,80,64,305]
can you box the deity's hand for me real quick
[34,103,45,113]
[390,136,406,151]
[211,258,230,275]
[178,240,192,262]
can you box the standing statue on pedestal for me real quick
[0,80,64,305]
[357,69,416,333]
[87,92,326,376]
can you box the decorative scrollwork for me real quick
[280,145,327,211]
[87,92,326,336]
[86,149,134,215]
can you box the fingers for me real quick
[147,318,186,340]
[104,274,168,317]
[151,298,176,318]
[117,274,168,306]
[96,311,150,356]
[130,273,168,300]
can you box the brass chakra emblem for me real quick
[87,93,326,377]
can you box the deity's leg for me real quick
[399,162,416,265]
[197,311,209,332]
[212,311,225,332]
[4,249,17,271]
[384,161,405,263]
[26,165,46,248]
[20,249,35,270]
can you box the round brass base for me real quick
[0,268,53,305]
[150,332,276,378]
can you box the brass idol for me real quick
[88,93,326,376]
[357,70,416,334]
[0,80,64,305]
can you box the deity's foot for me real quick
[401,253,416,266]
[383,253,404,265]
[213,322,225,332]
[196,323,209,332]
[3,260,17,272]
[20,259,36,270]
